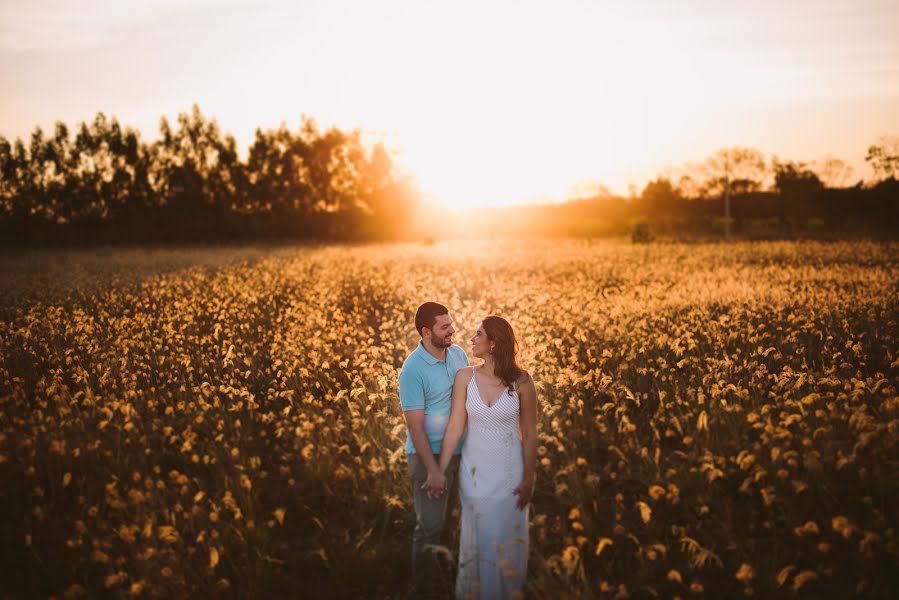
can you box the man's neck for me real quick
[422,339,448,361]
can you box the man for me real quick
[399,302,469,597]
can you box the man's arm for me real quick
[399,364,446,498]
[404,410,445,497]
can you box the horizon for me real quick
[2,0,898,207]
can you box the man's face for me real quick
[425,314,455,348]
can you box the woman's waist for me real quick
[462,429,522,451]
[465,425,520,437]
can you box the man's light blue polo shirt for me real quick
[399,341,469,455]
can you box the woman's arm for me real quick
[437,367,471,474]
[514,371,538,510]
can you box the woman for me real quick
[436,316,538,599]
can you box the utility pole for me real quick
[724,154,731,239]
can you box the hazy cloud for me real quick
[0,0,267,54]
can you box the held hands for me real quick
[512,478,534,511]
[422,470,447,499]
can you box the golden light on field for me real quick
[1,240,897,597]
[2,1,898,209]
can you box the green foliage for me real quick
[0,106,416,243]
[1,119,898,244]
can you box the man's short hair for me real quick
[415,302,449,337]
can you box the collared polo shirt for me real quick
[398,341,469,455]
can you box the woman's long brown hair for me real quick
[482,315,523,391]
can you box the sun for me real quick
[325,2,696,210]
[316,2,619,210]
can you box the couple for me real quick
[399,302,538,599]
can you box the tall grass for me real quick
[0,239,896,598]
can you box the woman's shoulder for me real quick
[455,365,476,380]
[515,369,533,387]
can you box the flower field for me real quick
[0,239,897,599]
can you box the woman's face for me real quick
[470,324,492,359]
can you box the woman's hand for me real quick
[422,470,447,499]
[512,478,534,510]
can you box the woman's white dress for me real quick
[456,371,529,600]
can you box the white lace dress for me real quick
[456,371,529,600]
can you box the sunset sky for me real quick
[2,0,898,208]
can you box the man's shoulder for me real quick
[448,344,467,359]
[400,347,424,372]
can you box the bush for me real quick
[631,220,653,243]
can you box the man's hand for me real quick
[422,470,447,499]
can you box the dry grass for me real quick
[0,239,897,599]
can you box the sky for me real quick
[1,0,898,208]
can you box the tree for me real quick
[773,159,824,228]
[865,134,899,181]
[638,177,682,217]
[674,174,702,201]
[774,160,824,195]
[13,125,76,225]
[245,124,312,215]
[359,142,421,239]
[299,118,362,213]
[0,136,16,218]
[700,147,768,197]
[147,105,239,225]
[813,156,854,188]
[7,139,31,222]
[696,147,768,236]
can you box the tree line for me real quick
[413,142,898,240]
[0,105,420,245]
[625,143,899,236]
[1,107,896,244]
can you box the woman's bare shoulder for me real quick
[455,366,475,380]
